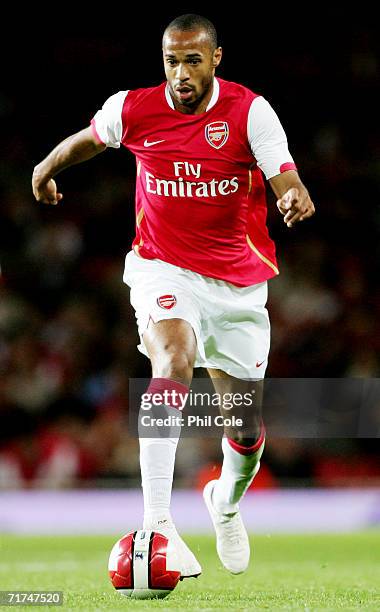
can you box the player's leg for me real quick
[141,317,194,530]
[203,369,265,574]
[208,369,265,508]
[140,317,201,577]
[144,318,195,382]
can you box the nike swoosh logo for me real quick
[256,360,266,368]
[144,139,165,147]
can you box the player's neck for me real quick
[171,81,215,115]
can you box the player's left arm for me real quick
[269,170,315,228]
[248,96,315,228]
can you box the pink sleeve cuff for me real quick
[280,162,297,173]
[90,118,106,146]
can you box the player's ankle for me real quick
[212,481,239,515]
[143,510,173,529]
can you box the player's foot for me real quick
[143,514,202,579]
[203,479,250,574]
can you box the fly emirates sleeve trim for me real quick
[247,96,297,180]
[91,91,129,148]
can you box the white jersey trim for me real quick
[165,77,219,111]
[92,90,129,148]
[247,96,295,180]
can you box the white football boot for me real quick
[203,479,250,574]
[143,514,201,579]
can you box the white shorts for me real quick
[123,250,270,379]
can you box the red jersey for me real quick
[91,78,297,286]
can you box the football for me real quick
[108,530,181,599]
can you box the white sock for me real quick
[140,436,179,530]
[139,377,188,530]
[213,432,265,515]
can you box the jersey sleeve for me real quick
[247,96,297,180]
[90,91,129,148]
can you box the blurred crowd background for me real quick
[0,13,379,489]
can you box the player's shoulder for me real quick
[123,82,166,108]
[217,77,262,104]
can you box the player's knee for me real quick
[155,351,195,382]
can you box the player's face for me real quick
[163,29,222,114]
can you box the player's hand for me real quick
[32,173,63,206]
[276,187,315,228]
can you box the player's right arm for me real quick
[32,127,106,205]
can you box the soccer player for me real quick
[32,14,315,578]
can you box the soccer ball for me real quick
[108,530,181,599]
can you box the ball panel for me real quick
[119,588,172,600]
[108,531,136,588]
[133,530,152,589]
[149,532,181,589]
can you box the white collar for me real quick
[165,77,219,112]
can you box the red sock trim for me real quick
[146,377,189,410]
[227,423,266,455]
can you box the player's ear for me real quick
[212,47,222,67]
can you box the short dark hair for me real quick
[163,14,218,50]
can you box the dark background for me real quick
[0,9,379,488]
